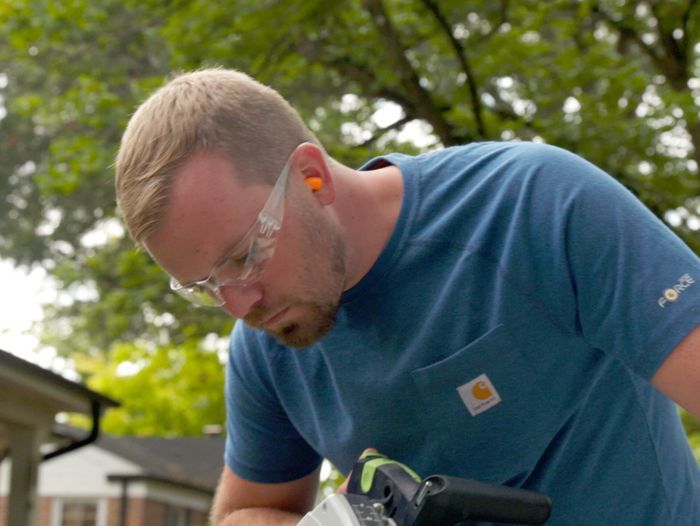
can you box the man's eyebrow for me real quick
[213,231,251,267]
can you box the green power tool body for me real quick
[298,452,552,526]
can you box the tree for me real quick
[164,0,700,239]
[0,0,233,434]
[71,339,227,436]
[0,0,698,444]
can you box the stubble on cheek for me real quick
[258,204,347,349]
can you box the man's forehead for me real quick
[172,150,237,191]
[146,152,267,281]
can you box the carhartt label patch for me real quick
[457,374,502,416]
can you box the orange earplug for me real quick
[305,176,323,191]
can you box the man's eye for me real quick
[215,252,247,277]
[228,253,248,268]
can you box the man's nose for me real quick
[219,283,263,318]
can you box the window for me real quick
[165,505,191,526]
[52,499,105,526]
[59,501,97,526]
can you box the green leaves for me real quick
[1,0,699,440]
[74,339,226,436]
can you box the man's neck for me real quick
[331,162,404,291]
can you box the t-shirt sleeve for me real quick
[543,145,700,379]
[224,322,322,483]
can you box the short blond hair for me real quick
[115,68,320,245]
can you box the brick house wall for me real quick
[105,498,120,526]
[37,496,51,526]
[189,508,208,526]
[141,499,166,526]
[108,497,209,526]
[0,495,210,526]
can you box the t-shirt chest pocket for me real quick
[409,324,549,484]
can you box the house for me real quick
[0,348,118,526]
[0,349,226,526]
[1,425,227,526]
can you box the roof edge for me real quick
[0,349,119,408]
[106,473,215,495]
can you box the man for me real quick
[115,69,700,525]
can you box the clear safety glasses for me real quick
[169,146,299,307]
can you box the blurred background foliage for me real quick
[0,0,699,466]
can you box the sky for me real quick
[0,215,126,371]
[0,259,63,369]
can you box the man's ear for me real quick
[293,142,335,205]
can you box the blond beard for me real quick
[265,300,339,348]
[245,204,346,348]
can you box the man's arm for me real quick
[652,324,700,418]
[210,464,321,526]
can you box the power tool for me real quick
[299,452,552,526]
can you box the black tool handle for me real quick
[412,475,551,525]
[346,452,551,525]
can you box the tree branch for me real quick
[481,0,511,41]
[681,0,699,63]
[648,1,689,88]
[591,1,687,90]
[328,56,420,113]
[358,115,414,148]
[361,0,458,145]
[486,92,544,137]
[294,31,419,114]
[591,3,661,62]
[420,0,487,138]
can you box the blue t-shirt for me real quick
[225,142,700,525]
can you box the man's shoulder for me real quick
[388,141,582,187]
[404,142,587,222]
[410,140,568,164]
